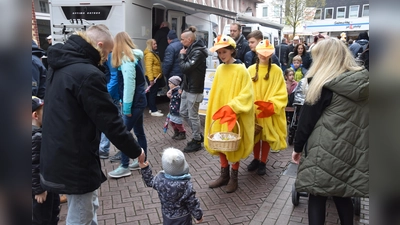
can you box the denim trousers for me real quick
[99,99,121,153]
[179,91,203,141]
[66,190,99,225]
[147,80,159,112]
[32,192,60,225]
[120,107,147,167]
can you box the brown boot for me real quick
[225,169,238,193]
[209,166,230,188]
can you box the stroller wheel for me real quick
[292,184,300,206]
[352,197,361,216]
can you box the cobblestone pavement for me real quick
[58,99,369,225]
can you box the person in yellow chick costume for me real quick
[247,40,288,175]
[205,35,255,193]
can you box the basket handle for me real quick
[209,119,241,136]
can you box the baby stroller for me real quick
[287,78,307,145]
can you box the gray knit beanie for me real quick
[161,147,189,176]
[168,76,182,86]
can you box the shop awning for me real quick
[154,0,237,19]
[236,13,284,30]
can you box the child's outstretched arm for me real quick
[139,161,155,188]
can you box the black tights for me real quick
[308,194,354,225]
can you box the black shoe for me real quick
[109,151,122,162]
[199,133,204,142]
[183,139,202,153]
[257,162,266,175]
[99,150,109,159]
[171,129,179,139]
[175,132,186,140]
[247,159,260,172]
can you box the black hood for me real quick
[187,39,208,57]
[357,32,369,41]
[32,40,46,58]
[47,35,101,70]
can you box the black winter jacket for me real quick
[179,39,208,93]
[32,125,45,195]
[275,43,290,66]
[154,27,170,61]
[32,41,47,98]
[162,38,184,80]
[41,35,143,194]
[235,34,251,63]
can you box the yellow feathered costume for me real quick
[248,63,288,150]
[204,63,255,162]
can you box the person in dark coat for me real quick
[292,38,369,225]
[32,97,60,225]
[154,21,170,61]
[41,24,145,224]
[162,30,184,82]
[349,31,369,58]
[32,40,47,98]
[179,26,208,153]
[275,38,290,71]
[288,43,312,70]
[229,22,251,63]
[140,147,203,224]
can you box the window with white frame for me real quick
[336,7,346,19]
[349,5,359,18]
[39,0,49,13]
[263,7,268,17]
[314,8,322,19]
[325,8,333,19]
[363,4,369,17]
[274,6,280,17]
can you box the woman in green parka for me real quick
[292,38,369,225]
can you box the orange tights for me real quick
[253,141,270,163]
[219,153,239,170]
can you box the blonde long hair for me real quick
[111,32,137,68]
[305,38,363,105]
[146,39,155,51]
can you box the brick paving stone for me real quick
[57,100,369,225]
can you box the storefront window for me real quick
[363,4,369,17]
[314,8,322,20]
[349,5,359,18]
[325,8,333,19]
[337,7,346,19]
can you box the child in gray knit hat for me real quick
[139,147,203,224]
[166,76,186,140]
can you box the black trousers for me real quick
[308,194,354,225]
[32,192,60,225]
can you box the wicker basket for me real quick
[208,120,241,152]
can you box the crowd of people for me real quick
[32,22,369,225]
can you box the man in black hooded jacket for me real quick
[41,24,145,224]
[179,26,208,153]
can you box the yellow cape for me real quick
[248,63,288,150]
[204,63,255,162]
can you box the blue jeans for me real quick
[280,64,287,73]
[147,80,159,112]
[120,107,147,168]
[179,91,203,141]
[66,190,99,225]
[99,99,121,154]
